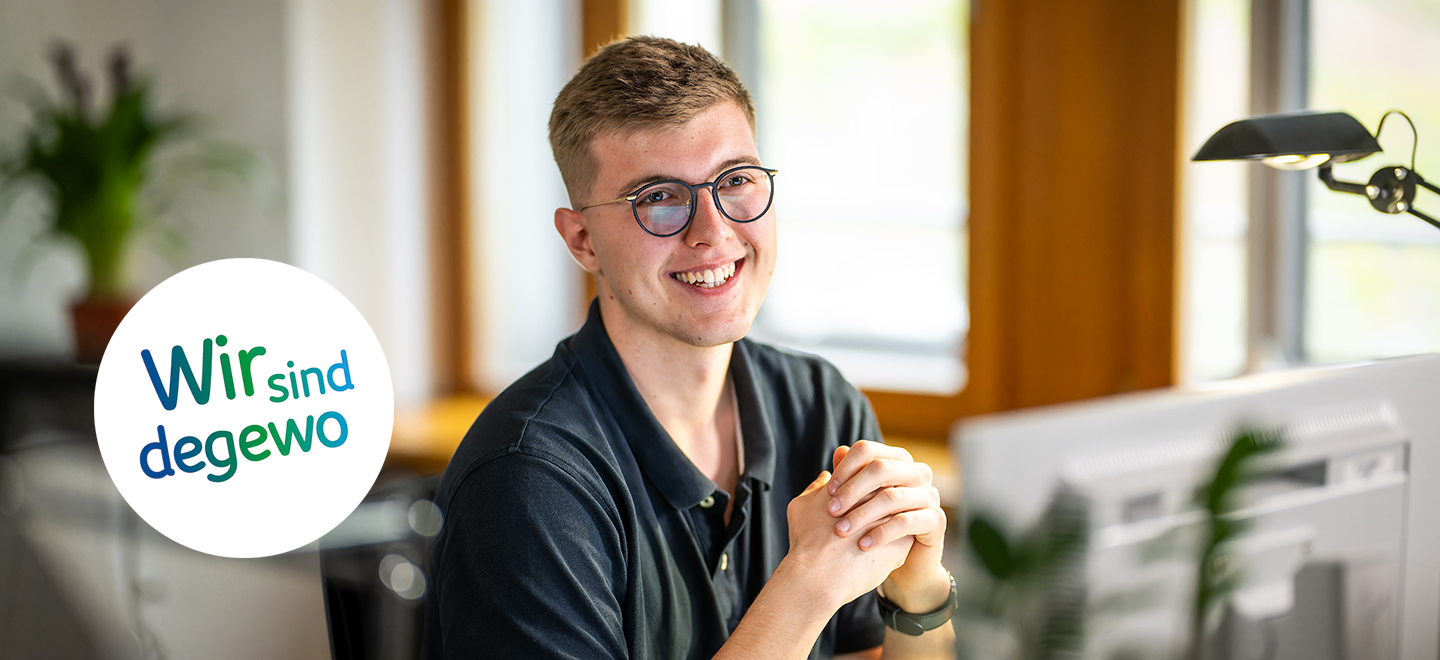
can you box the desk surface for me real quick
[389,395,959,499]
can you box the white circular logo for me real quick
[95,259,394,558]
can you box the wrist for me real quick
[720,557,845,659]
[880,564,952,613]
[772,556,848,613]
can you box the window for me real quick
[1180,0,1250,382]
[1182,0,1440,382]
[1306,0,1440,363]
[466,0,582,392]
[749,0,968,394]
[635,0,969,394]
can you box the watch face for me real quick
[895,616,929,637]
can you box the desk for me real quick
[388,395,491,474]
[389,395,959,500]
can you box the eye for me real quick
[721,173,753,188]
[639,190,672,205]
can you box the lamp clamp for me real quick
[1318,163,1440,231]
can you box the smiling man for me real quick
[425,37,955,659]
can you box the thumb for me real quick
[832,445,851,471]
[801,470,832,496]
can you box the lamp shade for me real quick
[1192,111,1381,164]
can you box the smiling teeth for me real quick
[674,261,737,288]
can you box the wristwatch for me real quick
[876,572,958,637]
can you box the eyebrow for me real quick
[613,156,763,197]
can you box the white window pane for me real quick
[1181,0,1250,382]
[752,0,967,394]
[630,0,722,55]
[1306,0,1440,362]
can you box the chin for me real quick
[674,317,752,348]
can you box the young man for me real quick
[426,36,954,659]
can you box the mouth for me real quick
[670,259,741,289]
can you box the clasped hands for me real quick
[784,441,949,612]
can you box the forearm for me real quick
[714,559,841,660]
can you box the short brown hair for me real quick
[548,36,756,205]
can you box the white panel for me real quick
[631,0,723,53]
[1178,0,1250,383]
[469,0,581,392]
[379,0,434,406]
[288,0,433,405]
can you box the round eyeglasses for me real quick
[579,165,780,237]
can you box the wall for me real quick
[0,0,437,407]
[0,0,289,358]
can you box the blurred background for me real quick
[0,0,1437,657]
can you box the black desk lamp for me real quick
[1193,110,1440,230]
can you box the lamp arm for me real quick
[1419,177,1440,197]
[1406,172,1440,231]
[1316,164,1369,196]
[1407,208,1440,231]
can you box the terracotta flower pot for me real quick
[71,298,134,364]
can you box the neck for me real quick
[597,294,735,463]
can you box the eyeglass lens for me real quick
[634,167,774,236]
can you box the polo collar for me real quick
[729,339,777,489]
[570,300,777,512]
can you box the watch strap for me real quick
[876,572,958,637]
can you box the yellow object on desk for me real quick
[388,394,490,474]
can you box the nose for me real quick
[683,186,735,248]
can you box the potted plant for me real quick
[1,43,228,362]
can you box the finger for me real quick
[834,485,940,538]
[840,487,880,517]
[829,458,933,515]
[829,440,913,494]
[800,470,832,497]
[831,445,850,473]
[827,445,852,494]
[859,507,946,551]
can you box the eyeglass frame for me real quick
[577,165,781,238]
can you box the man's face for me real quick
[580,101,777,349]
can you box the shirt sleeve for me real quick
[428,450,628,659]
[831,589,886,654]
[858,391,885,446]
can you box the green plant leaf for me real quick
[1189,426,1282,659]
[967,515,1016,580]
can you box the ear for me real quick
[555,207,601,274]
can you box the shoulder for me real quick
[439,449,624,546]
[434,346,617,517]
[738,337,868,409]
[428,355,630,579]
[425,440,631,658]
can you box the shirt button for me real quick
[699,495,716,509]
[720,553,728,571]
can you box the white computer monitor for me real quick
[950,354,1440,660]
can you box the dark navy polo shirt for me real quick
[424,301,886,659]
